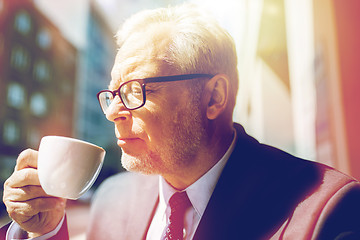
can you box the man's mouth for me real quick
[117,137,142,147]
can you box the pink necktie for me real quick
[161,192,191,240]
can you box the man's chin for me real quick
[120,152,160,175]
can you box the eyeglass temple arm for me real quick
[143,74,214,84]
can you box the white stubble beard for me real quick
[120,96,207,176]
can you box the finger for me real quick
[5,185,48,202]
[4,168,40,188]
[15,149,38,171]
[8,197,65,220]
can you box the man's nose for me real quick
[105,96,131,122]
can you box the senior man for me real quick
[2,3,360,240]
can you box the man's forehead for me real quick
[111,54,140,80]
[109,49,149,87]
[109,54,177,90]
[109,57,172,90]
[109,26,176,89]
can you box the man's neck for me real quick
[162,124,235,190]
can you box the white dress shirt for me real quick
[146,129,237,240]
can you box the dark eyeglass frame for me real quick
[97,73,214,112]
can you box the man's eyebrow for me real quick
[108,70,127,90]
[108,80,120,90]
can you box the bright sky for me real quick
[33,0,181,47]
[34,0,245,50]
[34,0,89,47]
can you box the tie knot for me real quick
[169,191,191,214]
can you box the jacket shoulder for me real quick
[90,171,157,216]
[271,166,360,239]
[87,172,158,240]
[226,123,360,239]
[0,222,11,239]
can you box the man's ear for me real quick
[204,74,230,120]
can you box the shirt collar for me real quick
[159,128,237,218]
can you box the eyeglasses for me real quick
[97,73,213,114]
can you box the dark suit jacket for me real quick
[86,124,360,239]
[1,123,360,239]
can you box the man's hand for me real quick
[3,149,66,238]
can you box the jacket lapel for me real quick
[126,174,159,240]
[193,124,321,239]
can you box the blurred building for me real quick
[0,0,77,177]
[0,0,122,197]
[0,0,78,217]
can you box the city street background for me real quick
[1,0,359,239]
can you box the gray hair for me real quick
[116,3,239,108]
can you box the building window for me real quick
[11,45,30,72]
[30,93,48,117]
[33,59,51,82]
[3,120,21,145]
[36,28,52,49]
[14,10,32,35]
[7,83,26,109]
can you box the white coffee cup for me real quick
[38,136,106,199]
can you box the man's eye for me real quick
[131,86,142,94]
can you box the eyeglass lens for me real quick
[98,92,113,113]
[120,81,144,109]
[98,81,145,113]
